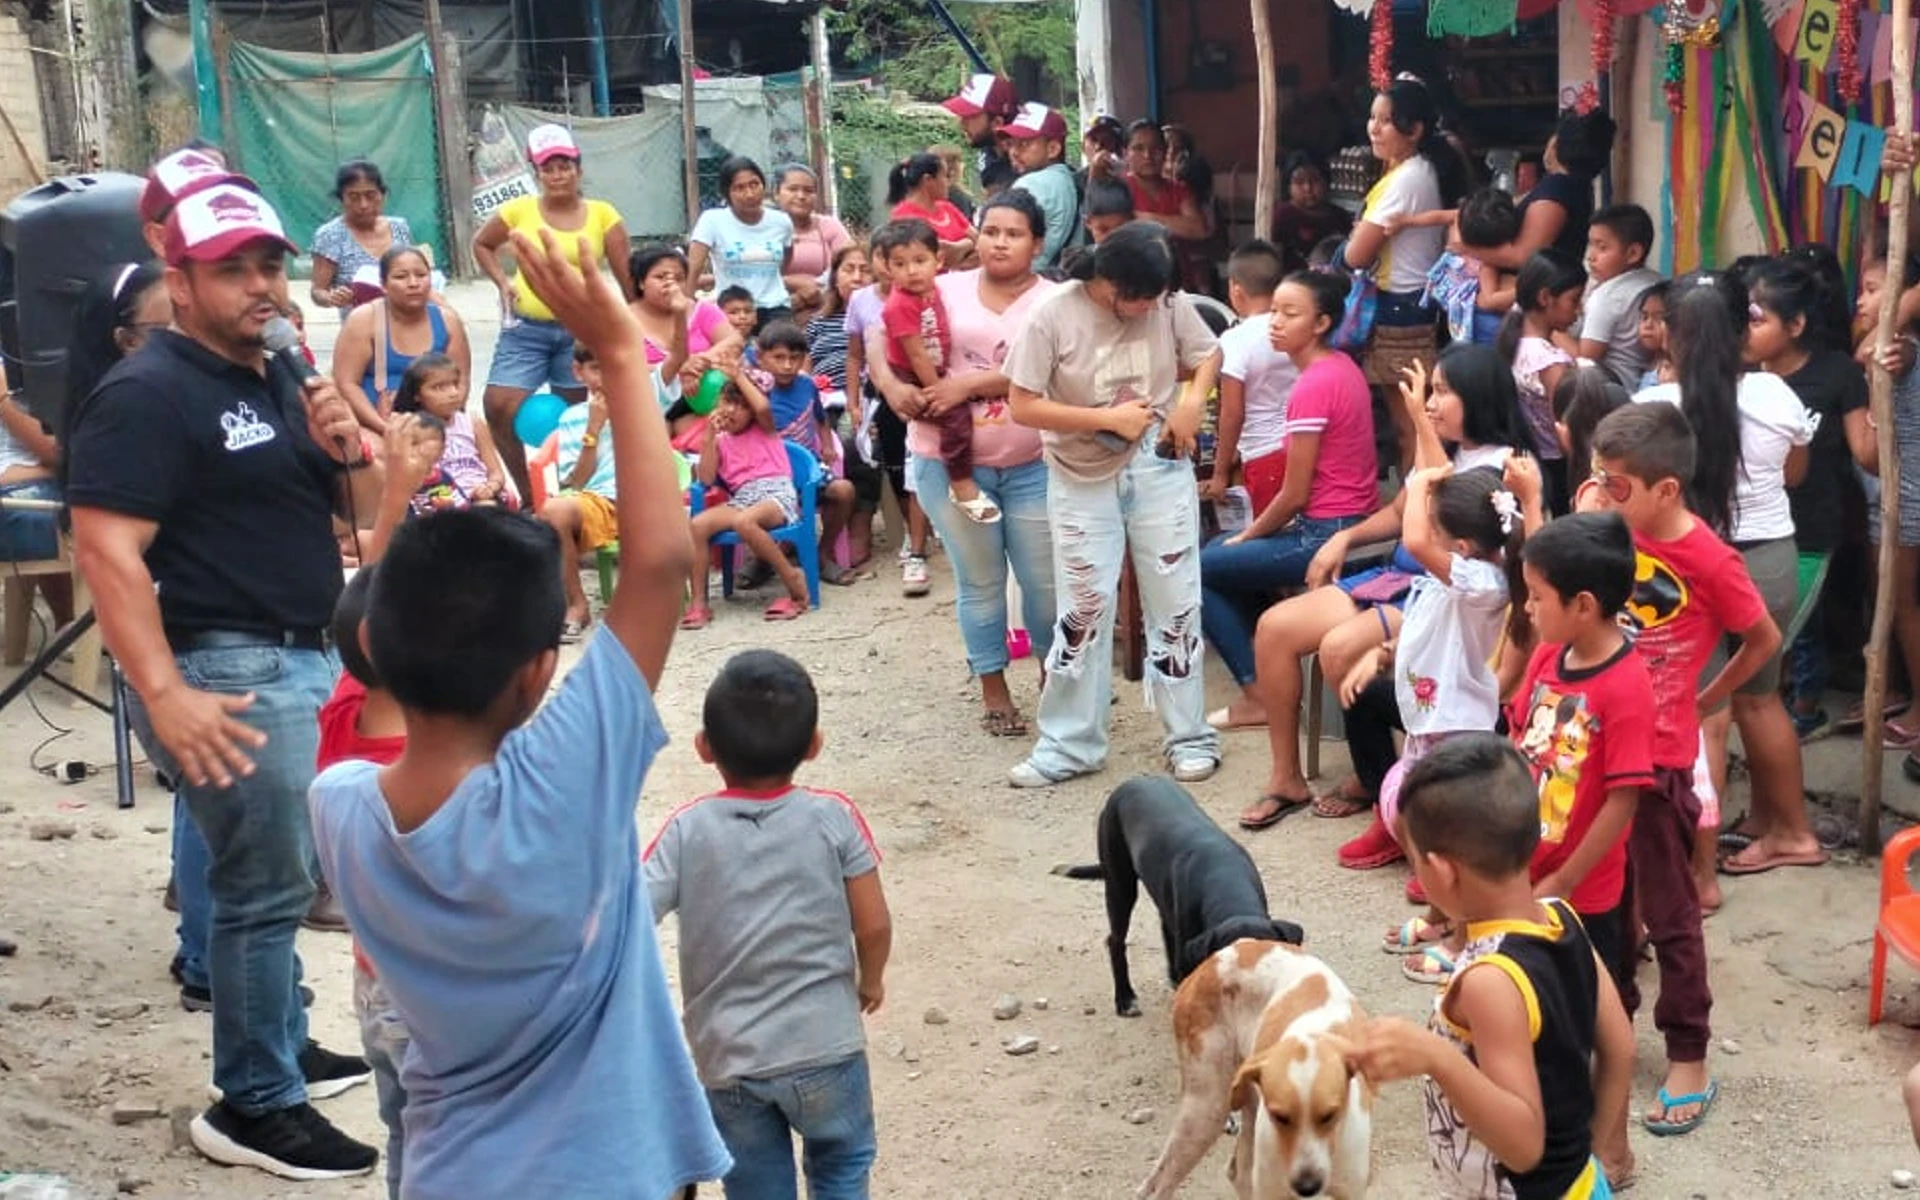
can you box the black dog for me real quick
[1057,776,1305,1017]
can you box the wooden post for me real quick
[1864,0,1914,855]
[810,8,838,214]
[678,0,700,227]
[423,0,474,278]
[1250,0,1275,239]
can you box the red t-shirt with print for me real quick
[1511,640,1656,913]
[316,674,405,977]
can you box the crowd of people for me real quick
[9,62,1920,1200]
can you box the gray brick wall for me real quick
[0,13,48,196]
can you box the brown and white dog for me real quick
[1137,939,1373,1199]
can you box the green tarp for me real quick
[226,35,446,268]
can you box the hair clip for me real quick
[1748,302,1764,321]
[1490,488,1521,536]
[111,262,141,302]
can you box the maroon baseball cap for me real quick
[1002,103,1068,141]
[942,74,1018,120]
[139,148,250,224]
[162,183,299,266]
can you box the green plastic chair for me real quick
[1784,551,1832,646]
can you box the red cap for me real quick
[139,148,239,224]
[527,123,580,166]
[162,183,298,267]
[942,74,1018,120]
[1002,103,1068,141]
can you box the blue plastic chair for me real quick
[690,441,826,609]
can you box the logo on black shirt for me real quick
[220,402,276,452]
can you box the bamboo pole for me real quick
[1863,0,1913,855]
[1251,0,1276,239]
[678,0,700,228]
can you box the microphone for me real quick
[262,316,318,383]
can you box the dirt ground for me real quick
[5,290,1920,1198]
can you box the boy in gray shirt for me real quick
[645,649,893,1197]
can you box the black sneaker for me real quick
[298,1040,372,1101]
[189,1100,377,1180]
[179,982,314,1013]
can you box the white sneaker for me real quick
[1170,751,1221,784]
[902,555,931,597]
[1008,761,1062,788]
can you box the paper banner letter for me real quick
[1796,99,1844,179]
[1836,121,1887,195]
[1798,0,1838,71]
[1775,0,1807,55]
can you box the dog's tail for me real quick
[1050,863,1104,880]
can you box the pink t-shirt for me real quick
[1283,352,1376,519]
[645,300,729,366]
[714,422,790,492]
[787,214,850,281]
[908,270,1055,469]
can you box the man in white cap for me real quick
[942,73,1021,193]
[66,183,383,1182]
[1003,103,1080,268]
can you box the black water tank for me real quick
[0,172,148,426]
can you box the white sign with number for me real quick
[473,173,536,221]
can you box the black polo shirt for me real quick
[65,330,343,636]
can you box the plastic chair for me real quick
[1782,551,1832,646]
[523,431,631,605]
[1870,825,1920,1024]
[690,442,826,609]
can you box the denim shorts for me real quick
[0,478,60,561]
[487,316,580,392]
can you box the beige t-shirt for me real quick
[1002,282,1217,483]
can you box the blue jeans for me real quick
[1028,449,1216,776]
[355,962,410,1200]
[909,455,1056,675]
[0,478,60,560]
[1786,599,1825,711]
[1200,515,1362,686]
[173,795,211,990]
[706,1053,876,1200]
[125,643,336,1114]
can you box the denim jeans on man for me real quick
[1027,448,1218,777]
[909,456,1056,674]
[126,642,335,1114]
[171,796,212,991]
[1199,515,1363,686]
[706,1052,876,1200]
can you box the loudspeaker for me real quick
[0,172,148,426]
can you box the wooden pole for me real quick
[423,0,475,278]
[1251,0,1276,240]
[0,104,45,187]
[1864,0,1914,855]
[678,0,700,228]
[810,9,838,215]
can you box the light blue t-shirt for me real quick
[309,632,730,1200]
[1012,162,1079,268]
[690,205,795,309]
[554,403,619,500]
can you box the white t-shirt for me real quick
[1579,267,1662,390]
[1361,157,1446,295]
[1217,314,1299,462]
[1396,554,1510,738]
[0,424,41,473]
[689,205,795,309]
[1634,372,1817,543]
[1453,443,1512,473]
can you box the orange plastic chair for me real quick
[1870,826,1920,1024]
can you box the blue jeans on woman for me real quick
[1199,515,1364,687]
[126,641,336,1114]
[706,1053,876,1200]
[909,455,1056,674]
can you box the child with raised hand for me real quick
[683,366,813,627]
[645,649,892,1199]
[882,217,999,523]
[1342,734,1635,1200]
[1498,250,1588,510]
[1579,401,1778,1138]
[390,352,510,506]
[307,228,731,1200]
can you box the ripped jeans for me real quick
[1027,449,1217,777]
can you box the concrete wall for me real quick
[0,12,47,196]
[1151,0,1335,173]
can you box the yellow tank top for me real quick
[498,195,622,323]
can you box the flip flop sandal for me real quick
[1886,717,1920,750]
[678,607,713,631]
[1312,781,1374,819]
[1717,845,1830,875]
[1643,1080,1718,1137]
[1838,695,1912,732]
[980,708,1030,738]
[1401,944,1455,985]
[1382,915,1448,955]
[1207,706,1267,731]
[1239,793,1310,831]
[821,562,859,587]
[763,598,808,621]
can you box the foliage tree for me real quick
[827,0,1075,105]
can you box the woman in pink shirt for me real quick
[888,152,977,271]
[776,164,851,321]
[628,244,742,430]
[883,190,1055,736]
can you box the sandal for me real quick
[678,606,713,631]
[1402,944,1455,985]
[1886,716,1920,750]
[821,561,859,587]
[951,491,1003,524]
[1239,793,1311,831]
[1382,915,1448,955]
[1837,694,1912,732]
[1717,843,1829,875]
[764,597,808,621]
[980,708,1030,738]
[1311,777,1373,819]
[1643,1080,1719,1137]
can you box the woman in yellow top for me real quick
[473,122,635,499]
